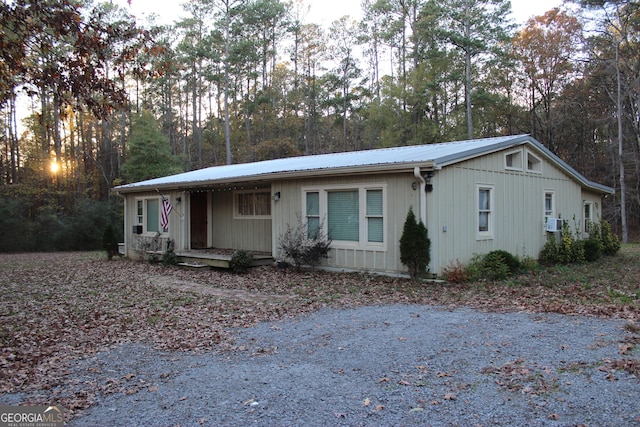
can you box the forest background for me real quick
[0,0,639,252]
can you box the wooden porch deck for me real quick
[174,249,274,269]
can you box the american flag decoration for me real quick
[160,197,172,229]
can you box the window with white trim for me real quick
[302,184,386,249]
[505,149,523,171]
[306,192,320,238]
[477,185,494,239]
[584,202,593,233]
[135,197,168,234]
[544,191,555,228]
[527,151,542,173]
[366,189,384,243]
[234,190,271,218]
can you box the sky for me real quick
[112,0,564,28]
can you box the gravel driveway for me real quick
[70,304,639,427]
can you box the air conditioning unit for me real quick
[545,218,563,232]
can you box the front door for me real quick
[190,192,208,249]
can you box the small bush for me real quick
[600,219,620,256]
[583,239,602,262]
[519,255,539,272]
[464,254,485,282]
[279,216,332,270]
[102,223,119,260]
[481,251,513,281]
[486,250,521,274]
[539,220,585,265]
[162,247,179,266]
[399,207,431,280]
[444,251,522,283]
[442,259,468,283]
[230,250,254,274]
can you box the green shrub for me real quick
[444,250,523,283]
[486,250,521,274]
[162,246,179,266]
[102,223,119,260]
[583,239,602,262]
[399,207,431,280]
[481,251,513,281]
[540,219,585,265]
[600,219,620,256]
[518,254,539,272]
[230,250,254,273]
[464,254,485,282]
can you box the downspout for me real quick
[413,167,427,225]
[414,167,435,275]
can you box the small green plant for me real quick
[481,251,515,281]
[600,219,621,256]
[464,254,485,282]
[230,250,254,273]
[486,250,521,275]
[540,218,585,265]
[583,239,602,262]
[162,246,179,266]
[399,207,431,281]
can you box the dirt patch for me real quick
[148,276,294,303]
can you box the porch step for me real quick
[177,262,210,270]
[175,250,273,270]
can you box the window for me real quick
[136,197,168,234]
[234,190,271,218]
[584,202,593,233]
[302,184,386,249]
[306,192,320,238]
[505,149,523,171]
[527,151,542,173]
[477,185,494,239]
[366,189,383,243]
[328,190,359,241]
[544,191,555,230]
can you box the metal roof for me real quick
[114,134,613,194]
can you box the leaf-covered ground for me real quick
[0,246,638,417]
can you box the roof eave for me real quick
[113,161,437,194]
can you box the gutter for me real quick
[414,167,427,225]
[114,161,438,194]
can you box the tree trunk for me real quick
[615,43,628,243]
